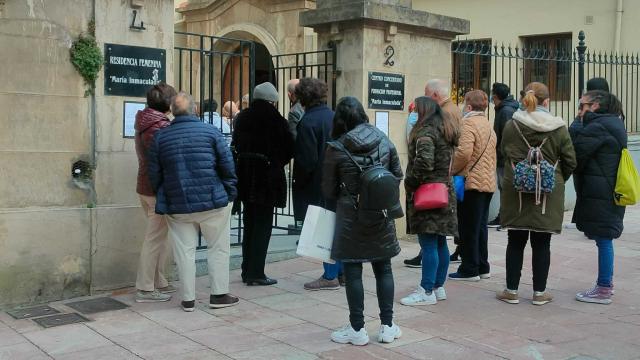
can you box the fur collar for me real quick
[512,109,566,132]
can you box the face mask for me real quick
[408,112,418,126]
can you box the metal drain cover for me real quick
[33,313,89,328]
[65,297,129,314]
[7,305,60,319]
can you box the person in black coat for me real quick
[232,82,294,286]
[488,83,519,227]
[323,97,403,345]
[572,90,627,305]
[292,78,344,290]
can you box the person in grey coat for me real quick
[287,79,304,140]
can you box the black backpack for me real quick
[331,142,401,217]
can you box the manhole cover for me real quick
[7,305,60,319]
[33,313,89,328]
[65,297,129,314]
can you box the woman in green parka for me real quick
[497,82,576,306]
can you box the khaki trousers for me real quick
[136,195,170,291]
[166,204,231,301]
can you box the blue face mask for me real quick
[408,112,418,126]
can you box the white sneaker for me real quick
[378,323,402,343]
[480,273,491,279]
[400,286,437,306]
[434,287,447,301]
[330,324,369,346]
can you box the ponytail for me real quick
[522,82,550,113]
[522,91,538,112]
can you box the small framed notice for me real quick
[375,111,389,136]
[123,101,146,138]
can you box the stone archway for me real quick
[214,24,279,107]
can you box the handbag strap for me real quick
[468,130,493,174]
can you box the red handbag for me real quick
[412,146,453,211]
[413,183,449,210]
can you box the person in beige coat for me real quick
[450,90,497,281]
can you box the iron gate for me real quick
[174,32,338,246]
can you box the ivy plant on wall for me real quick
[70,20,103,96]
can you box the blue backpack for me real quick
[511,121,558,214]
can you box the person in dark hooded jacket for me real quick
[133,82,176,303]
[323,97,403,346]
[572,90,627,305]
[489,83,519,227]
[232,82,294,286]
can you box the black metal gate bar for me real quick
[269,45,338,232]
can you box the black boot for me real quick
[404,253,422,268]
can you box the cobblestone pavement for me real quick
[1,211,639,360]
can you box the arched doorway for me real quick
[222,42,275,109]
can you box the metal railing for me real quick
[451,31,640,133]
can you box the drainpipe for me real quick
[88,0,97,295]
[614,0,623,53]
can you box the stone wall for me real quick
[0,0,175,309]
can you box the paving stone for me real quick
[111,328,205,359]
[151,349,232,360]
[286,302,374,330]
[318,343,415,360]
[141,307,227,333]
[393,337,504,360]
[85,310,160,338]
[23,323,112,356]
[53,344,140,360]
[229,343,318,360]
[217,305,304,332]
[0,325,27,347]
[267,323,347,354]
[252,292,323,312]
[0,342,50,360]
[363,320,433,349]
[184,324,279,354]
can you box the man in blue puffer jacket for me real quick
[148,92,239,312]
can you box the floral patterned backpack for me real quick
[511,121,558,214]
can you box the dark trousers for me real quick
[457,191,493,276]
[506,230,551,292]
[241,202,274,280]
[343,260,394,331]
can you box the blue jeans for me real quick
[419,233,450,292]
[322,261,343,280]
[595,238,614,287]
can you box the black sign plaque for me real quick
[104,43,166,97]
[368,71,404,110]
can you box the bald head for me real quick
[425,79,451,105]
[287,79,300,102]
[171,92,197,116]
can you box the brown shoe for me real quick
[338,274,346,287]
[304,277,340,291]
[209,294,239,309]
[532,292,553,306]
[496,289,519,304]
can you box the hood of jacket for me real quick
[340,123,384,153]
[512,108,566,133]
[135,107,168,132]
[495,96,519,112]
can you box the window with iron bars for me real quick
[451,39,492,103]
[522,33,572,101]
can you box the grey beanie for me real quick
[253,82,279,102]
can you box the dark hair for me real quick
[583,90,624,119]
[411,96,460,146]
[586,77,610,92]
[201,99,218,113]
[491,83,510,101]
[146,82,177,113]
[295,78,328,108]
[464,90,489,111]
[331,97,369,139]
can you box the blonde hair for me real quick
[522,82,550,112]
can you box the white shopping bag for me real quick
[296,205,336,264]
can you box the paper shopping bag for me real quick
[296,205,336,264]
